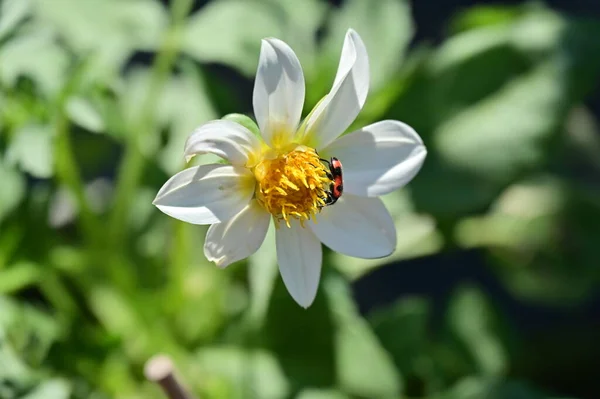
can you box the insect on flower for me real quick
[320,157,344,206]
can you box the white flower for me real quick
[153,29,426,308]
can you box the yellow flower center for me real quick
[254,145,331,227]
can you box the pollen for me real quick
[254,146,331,227]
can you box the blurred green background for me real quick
[1,0,600,398]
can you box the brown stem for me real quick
[144,354,198,399]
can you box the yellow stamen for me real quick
[254,146,331,227]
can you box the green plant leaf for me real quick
[21,379,71,399]
[0,30,69,96]
[435,60,564,184]
[31,0,167,79]
[445,285,507,377]
[0,0,32,41]
[183,0,281,76]
[246,223,278,329]
[194,346,290,399]
[297,389,350,399]
[6,124,54,178]
[324,273,403,398]
[66,97,105,133]
[263,275,336,390]
[321,0,413,91]
[183,0,325,77]
[369,297,431,377]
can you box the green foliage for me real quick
[0,1,599,398]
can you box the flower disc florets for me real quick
[253,145,330,227]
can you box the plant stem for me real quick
[54,64,100,245]
[108,0,193,250]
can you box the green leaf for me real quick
[21,379,71,399]
[296,389,350,399]
[440,378,551,399]
[445,286,507,377]
[6,124,54,178]
[0,30,69,96]
[321,0,413,90]
[31,0,167,79]
[223,113,261,138]
[66,97,105,133]
[0,0,32,40]
[0,161,25,223]
[0,262,41,294]
[183,0,325,77]
[450,5,523,33]
[246,223,278,328]
[435,60,564,184]
[264,276,336,390]
[183,0,281,76]
[324,273,403,398]
[369,297,431,376]
[195,346,290,399]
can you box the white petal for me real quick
[253,37,305,147]
[275,219,322,308]
[153,164,254,225]
[204,200,270,268]
[309,195,396,258]
[324,120,426,197]
[301,29,369,149]
[184,120,262,165]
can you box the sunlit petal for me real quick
[309,195,396,258]
[153,164,254,224]
[301,29,369,149]
[204,201,270,268]
[253,38,305,147]
[276,219,322,308]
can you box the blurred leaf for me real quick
[324,273,403,398]
[296,389,350,399]
[0,262,41,294]
[21,379,71,399]
[456,177,564,250]
[66,97,105,133]
[445,285,507,377]
[0,0,32,40]
[183,0,281,76]
[0,160,25,223]
[435,60,564,184]
[264,277,335,390]
[173,265,228,344]
[556,17,600,101]
[0,29,69,96]
[440,378,553,399]
[194,346,289,399]
[183,0,325,77]
[6,124,54,178]
[321,0,413,90]
[450,5,523,33]
[246,223,278,328]
[369,297,431,376]
[31,0,167,80]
